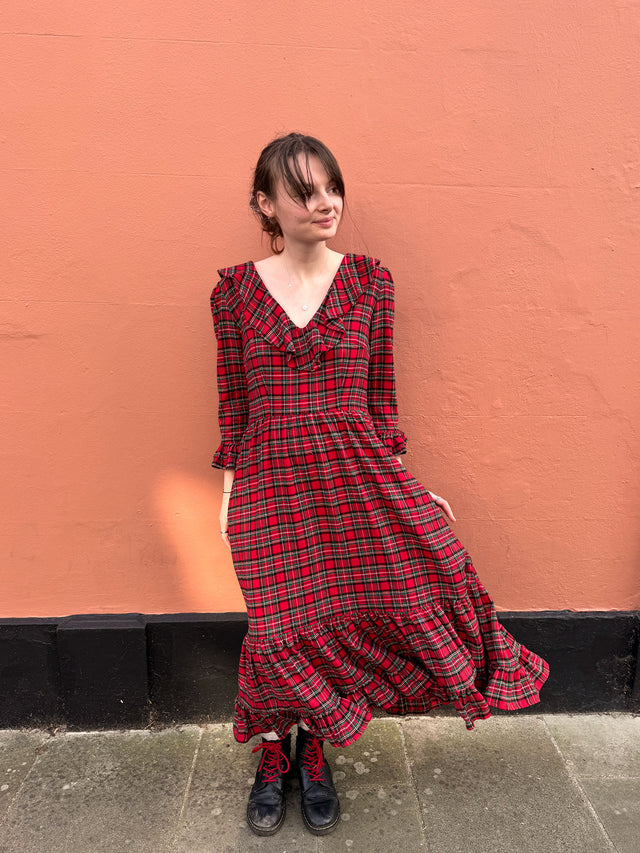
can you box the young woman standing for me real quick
[210,132,549,837]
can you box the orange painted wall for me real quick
[2,2,639,618]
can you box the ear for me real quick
[255,191,275,220]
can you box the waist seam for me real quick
[246,408,371,427]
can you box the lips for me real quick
[314,218,335,226]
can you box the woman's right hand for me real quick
[220,492,232,552]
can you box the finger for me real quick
[439,500,456,522]
[430,493,456,522]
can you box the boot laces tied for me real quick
[302,734,326,782]
[252,740,290,783]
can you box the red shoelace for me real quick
[301,734,326,782]
[251,740,291,783]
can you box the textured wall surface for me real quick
[2,1,639,616]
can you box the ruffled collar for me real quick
[217,253,380,371]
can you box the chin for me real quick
[321,225,340,239]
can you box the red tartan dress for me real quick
[210,253,549,747]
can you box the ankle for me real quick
[261,730,281,742]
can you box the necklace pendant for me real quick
[301,304,309,311]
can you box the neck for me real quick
[281,242,333,278]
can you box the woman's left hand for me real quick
[428,491,457,522]
[392,456,456,522]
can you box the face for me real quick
[257,154,344,247]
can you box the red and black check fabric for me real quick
[210,254,549,747]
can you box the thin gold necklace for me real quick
[284,256,314,312]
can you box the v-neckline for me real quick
[250,255,347,331]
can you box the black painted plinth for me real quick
[57,614,148,729]
[147,613,248,723]
[500,611,639,713]
[1,611,638,729]
[0,619,61,727]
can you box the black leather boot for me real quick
[246,732,291,836]
[296,726,340,835]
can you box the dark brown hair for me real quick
[250,132,345,254]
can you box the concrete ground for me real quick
[0,714,638,853]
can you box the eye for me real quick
[291,190,312,205]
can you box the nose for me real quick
[316,190,333,211]
[318,192,333,211]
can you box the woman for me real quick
[210,132,549,837]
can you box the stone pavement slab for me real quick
[0,732,46,823]
[544,715,640,778]
[174,777,318,853]
[544,714,640,853]
[314,720,426,853]
[579,779,640,853]
[330,718,409,789]
[403,716,614,853]
[0,728,200,853]
[171,724,316,853]
[0,714,637,853]
[317,782,426,853]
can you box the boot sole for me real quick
[247,800,287,837]
[300,804,340,836]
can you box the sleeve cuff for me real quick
[211,442,240,469]
[378,428,408,456]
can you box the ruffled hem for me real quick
[231,597,550,746]
[211,441,240,469]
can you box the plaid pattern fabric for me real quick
[210,254,549,747]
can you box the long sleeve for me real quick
[210,280,249,469]
[366,266,408,456]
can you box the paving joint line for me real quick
[398,719,429,851]
[541,717,618,852]
[169,725,203,852]
[0,731,52,837]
